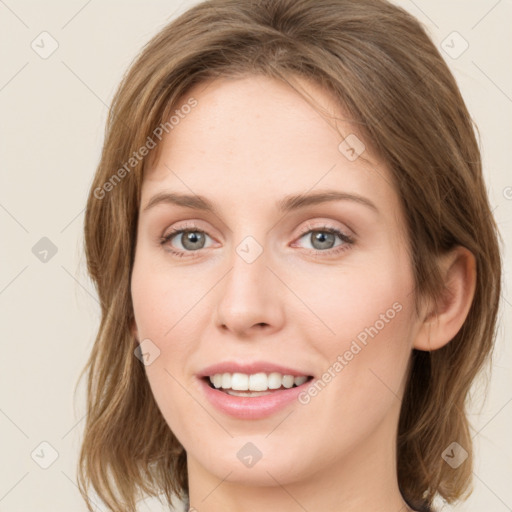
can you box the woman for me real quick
[77,1,502,511]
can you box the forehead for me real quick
[142,74,398,218]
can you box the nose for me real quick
[213,239,285,338]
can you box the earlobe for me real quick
[413,246,477,351]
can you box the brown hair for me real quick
[77,0,502,510]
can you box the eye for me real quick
[160,224,214,258]
[160,222,355,259]
[293,223,354,256]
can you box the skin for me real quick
[130,75,476,512]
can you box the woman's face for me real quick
[131,75,424,491]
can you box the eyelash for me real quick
[159,222,355,259]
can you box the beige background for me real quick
[1,1,511,511]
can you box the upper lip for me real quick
[197,361,313,378]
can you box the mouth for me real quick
[198,366,316,419]
[202,372,314,397]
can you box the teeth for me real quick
[231,373,249,391]
[221,373,231,389]
[268,372,282,389]
[208,372,309,391]
[294,375,308,386]
[212,374,223,388]
[282,375,294,388]
[249,372,267,391]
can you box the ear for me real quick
[414,246,476,351]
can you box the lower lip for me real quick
[198,378,311,420]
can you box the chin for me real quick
[188,435,320,486]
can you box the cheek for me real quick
[290,254,414,354]
[130,252,212,431]
[131,261,202,445]
[305,291,415,440]
[131,251,206,341]
[292,314,415,471]
[294,253,416,419]
[142,363,210,461]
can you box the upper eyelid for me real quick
[297,220,353,236]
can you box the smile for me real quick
[197,365,314,419]
[206,372,310,396]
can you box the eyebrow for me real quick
[142,189,379,215]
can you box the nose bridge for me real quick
[213,230,284,334]
[225,233,272,306]
[226,220,272,286]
